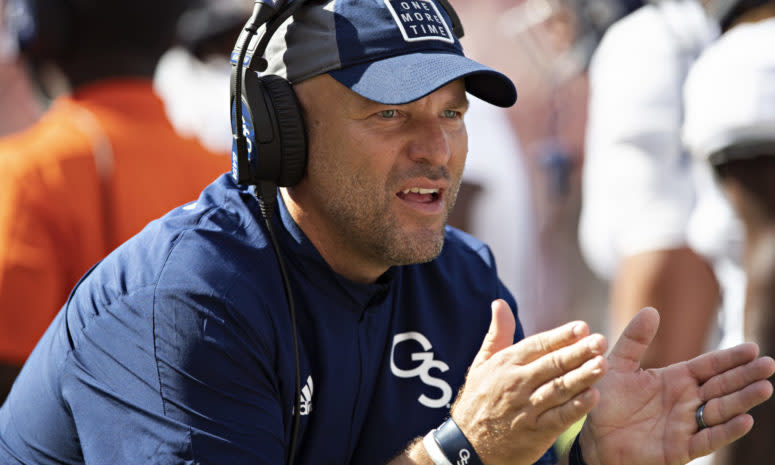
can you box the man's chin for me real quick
[390,230,446,266]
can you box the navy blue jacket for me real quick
[0,174,555,465]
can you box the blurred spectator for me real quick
[0,0,43,135]
[578,0,745,377]
[683,6,775,463]
[0,0,226,400]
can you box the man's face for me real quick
[286,74,469,283]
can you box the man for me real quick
[683,5,775,463]
[0,0,225,395]
[1,2,772,465]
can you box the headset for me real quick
[230,0,307,195]
[229,2,464,463]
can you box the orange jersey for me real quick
[0,79,228,364]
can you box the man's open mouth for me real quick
[396,187,441,203]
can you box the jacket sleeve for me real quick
[150,287,289,465]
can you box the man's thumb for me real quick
[608,306,660,372]
[471,299,516,369]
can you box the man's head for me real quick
[7,0,191,86]
[253,0,517,282]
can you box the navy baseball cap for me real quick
[263,0,517,107]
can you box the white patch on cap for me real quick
[384,0,454,44]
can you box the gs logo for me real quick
[390,332,453,408]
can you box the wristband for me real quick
[423,430,453,465]
[433,418,484,465]
[568,434,588,465]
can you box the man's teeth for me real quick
[401,187,439,195]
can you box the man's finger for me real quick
[471,299,517,369]
[536,387,599,432]
[701,380,774,427]
[524,334,607,388]
[607,307,660,372]
[501,319,591,366]
[687,343,761,385]
[689,414,754,460]
[528,355,607,411]
[700,356,775,401]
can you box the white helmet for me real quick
[683,17,775,164]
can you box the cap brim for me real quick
[328,52,517,108]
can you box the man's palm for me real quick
[586,363,704,464]
[580,307,775,465]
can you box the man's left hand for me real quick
[578,307,775,465]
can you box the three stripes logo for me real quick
[298,375,314,416]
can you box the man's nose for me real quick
[406,117,452,166]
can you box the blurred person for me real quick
[683,5,775,463]
[0,0,226,400]
[0,2,773,465]
[578,0,750,374]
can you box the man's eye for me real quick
[379,110,397,118]
[442,110,460,119]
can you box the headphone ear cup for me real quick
[261,74,307,187]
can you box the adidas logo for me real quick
[298,375,313,416]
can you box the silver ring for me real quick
[696,403,709,430]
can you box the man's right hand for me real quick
[450,299,608,465]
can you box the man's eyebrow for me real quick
[352,93,387,112]
[448,96,470,111]
[352,92,470,112]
